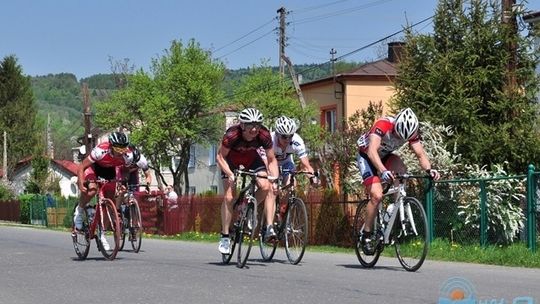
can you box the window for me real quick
[323,108,337,133]
[188,146,196,168]
[208,144,217,166]
[188,186,196,195]
[210,185,218,194]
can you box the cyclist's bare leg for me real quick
[364,182,384,233]
[255,177,274,227]
[78,182,98,208]
[221,178,235,235]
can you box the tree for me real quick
[95,39,226,195]
[392,0,540,173]
[0,55,38,178]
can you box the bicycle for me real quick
[71,178,122,260]
[352,173,430,272]
[258,169,315,264]
[221,167,273,268]
[117,184,144,253]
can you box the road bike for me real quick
[258,169,315,264]
[71,178,122,260]
[117,184,144,253]
[353,173,430,272]
[222,167,272,268]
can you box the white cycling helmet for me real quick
[238,108,263,123]
[394,108,419,140]
[275,116,297,135]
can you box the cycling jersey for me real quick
[89,142,133,167]
[357,116,420,158]
[271,131,308,165]
[221,124,272,171]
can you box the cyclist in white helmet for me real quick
[216,107,280,253]
[355,108,440,255]
[272,116,319,186]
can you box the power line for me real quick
[291,0,396,25]
[213,17,277,54]
[216,28,276,60]
[223,15,434,101]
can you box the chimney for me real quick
[387,42,405,63]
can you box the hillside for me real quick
[31,61,360,160]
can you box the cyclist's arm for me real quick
[143,169,152,186]
[216,144,234,180]
[366,134,387,173]
[410,141,431,171]
[298,156,315,174]
[77,156,93,193]
[264,147,279,180]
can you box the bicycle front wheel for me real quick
[71,205,90,260]
[96,198,121,260]
[353,199,382,267]
[394,197,428,272]
[237,200,256,268]
[284,197,308,264]
[129,201,143,253]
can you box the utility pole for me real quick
[82,83,92,156]
[330,48,337,75]
[277,7,287,77]
[281,55,306,109]
[2,131,7,182]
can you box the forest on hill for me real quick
[32,61,361,160]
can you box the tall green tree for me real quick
[95,39,225,195]
[0,55,38,178]
[392,0,540,173]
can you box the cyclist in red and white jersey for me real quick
[74,132,133,238]
[356,108,440,255]
[216,108,279,254]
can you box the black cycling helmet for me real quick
[108,131,129,148]
[129,144,141,162]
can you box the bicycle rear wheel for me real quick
[237,200,256,268]
[96,198,121,260]
[394,197,428,272]
[129,201,143,253]
[285,197,308,264]
[258,204,278,262]
[353,199,382,267]
[71,205,90,260]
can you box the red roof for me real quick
[52,159,78,176]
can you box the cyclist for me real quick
[116,144,152,230]
[74,131,133,250]
[356,108,439,255]
[272,116,319,186]
[216,107,279,254]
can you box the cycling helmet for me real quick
[394,108,419,140]
[129,144,141,162]
[275,116,297,135]
[108,131,129,148]
[238,108,263,123]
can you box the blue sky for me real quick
[0,0,536,80]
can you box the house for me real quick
[10,157,79,198]
[301,42,402,131]
[524,10,540,102]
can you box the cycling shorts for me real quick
[356,152,394,186]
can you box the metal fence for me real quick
[1,166,538,252]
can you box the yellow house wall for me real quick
[303,79,395,127]
[344,80,395,119]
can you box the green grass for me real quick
[144,232,540,268]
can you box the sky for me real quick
[1,0,538,80]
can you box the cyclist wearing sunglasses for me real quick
[272,116,319,186]
[216,108,279,254]
[74,131,134,249]
[355,108,440,254]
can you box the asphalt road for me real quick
[0,225,538,304]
